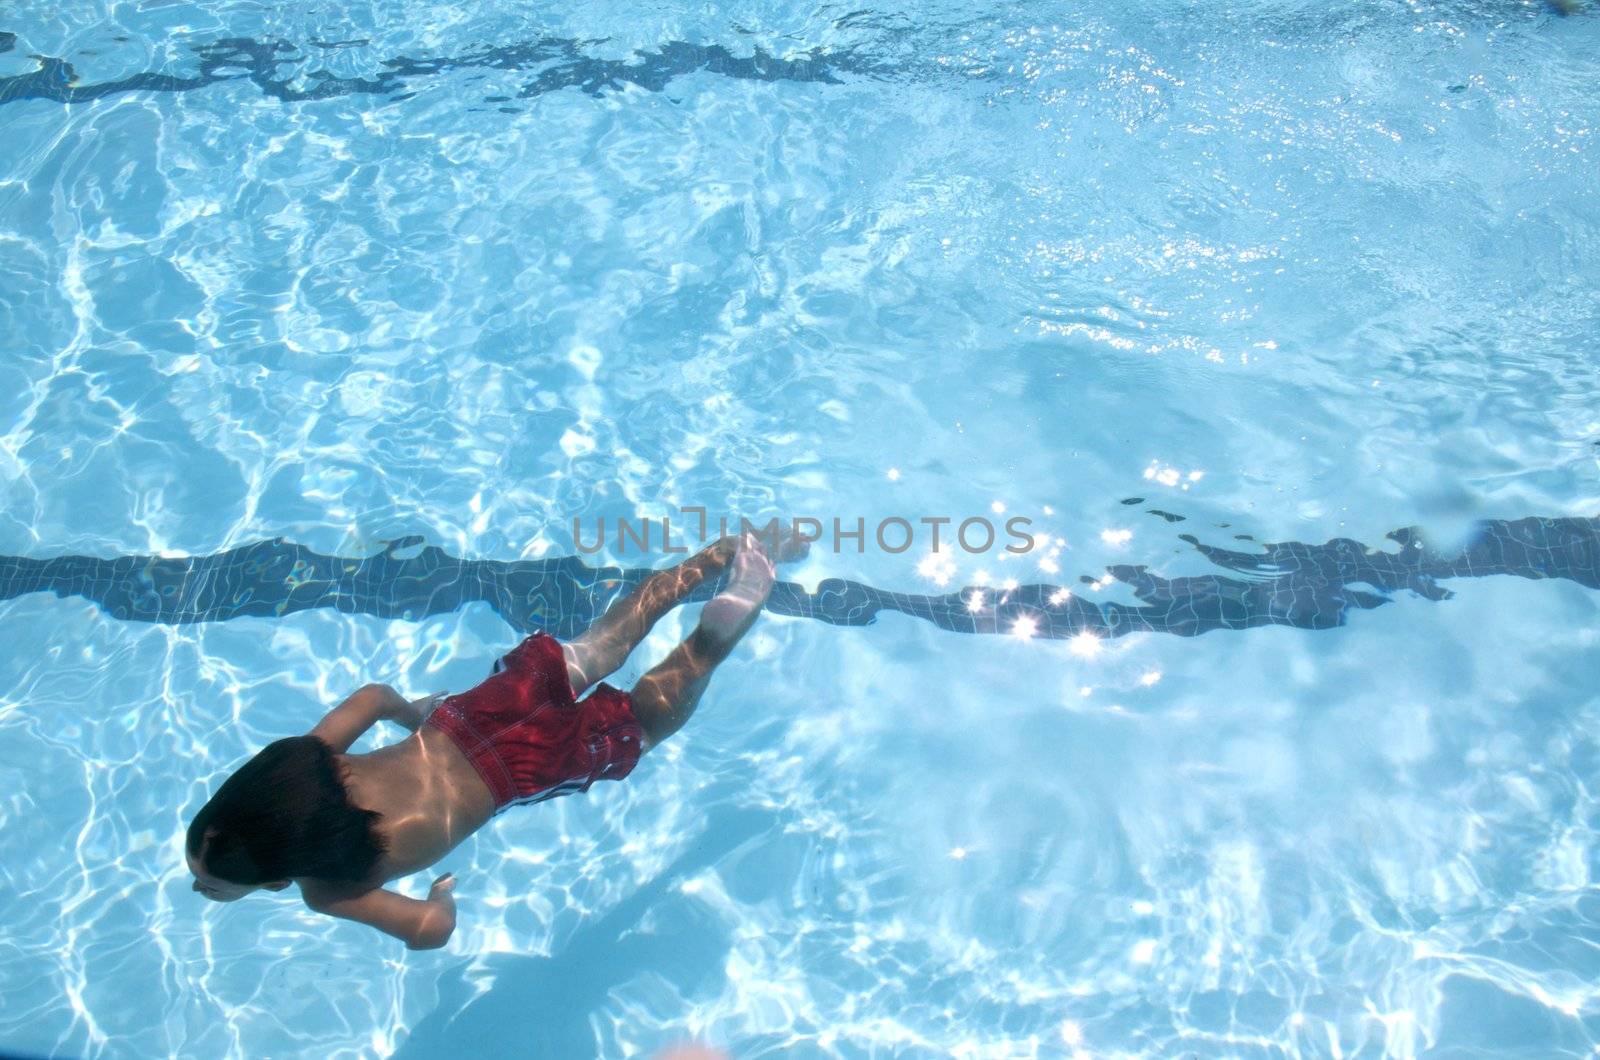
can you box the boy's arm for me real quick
[308,684,434,750]
[301,875,457,950]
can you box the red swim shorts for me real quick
[425,633,644,812]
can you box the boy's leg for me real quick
[563,524,806,695]
[562,537,737,695]
[630,535,776,749]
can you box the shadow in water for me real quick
[395,805,769,1057]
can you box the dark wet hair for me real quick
[187,735,386,885]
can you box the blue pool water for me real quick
[3,1,1600,1056]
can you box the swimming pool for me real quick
[3,0,1599,1055]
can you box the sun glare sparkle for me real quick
[917,551,957,586]
[1145,459,1204,489]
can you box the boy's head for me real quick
[186,735,386,901]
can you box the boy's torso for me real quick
[340,727,497,884]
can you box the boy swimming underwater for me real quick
[186,531,799,948]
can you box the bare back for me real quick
[314,727,494,895]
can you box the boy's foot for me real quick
[700,534,776,643]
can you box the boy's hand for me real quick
[410,873,456,950]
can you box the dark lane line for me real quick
[1,514,1593,641]
[0,32,892,109]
